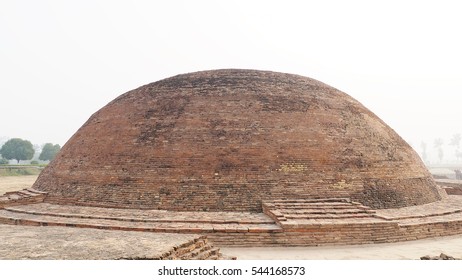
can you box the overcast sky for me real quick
[1,0,461,162]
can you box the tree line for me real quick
[420,133,462,163]
[0,138,61,164]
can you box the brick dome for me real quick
[33,69,441,211]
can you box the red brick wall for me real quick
[34,70,441,211]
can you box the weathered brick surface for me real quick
[0,224,228,260]
[33,69,440,211]
[445,188,462,195]
[436,180,462,195]
[0,188,46,209]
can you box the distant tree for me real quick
[0,138,35,163]
[456,150,462,162]
[438,148,444,162]
[420,141,427,162]
[434,138,444,163]
[450,133,461,149]
[434,138,443,148]
[33,144,42,159]
[0,157,8,165]
[449,134,461,161]
[39,143,61,161]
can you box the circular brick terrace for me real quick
[33,69,440,211]
[1,177,462,252]
[2,193,462,247]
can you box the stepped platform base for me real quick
[1,194,462,247]
[0,224,228,260]
[0,188,46,208]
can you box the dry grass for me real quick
[0,175,38,195]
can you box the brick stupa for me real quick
[33,69,441,211]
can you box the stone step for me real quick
[193,247,221,260]
[2,189,46,202]
[267,204,364,210]
[6,194,21,200]
[25,188,47,195]
[150,237,224,260]
[162,238,207,259]
[175,238,208,256]
[263,199,373,210]
[179,244,213,260]
[0,209,283,234]
[17,190,41,197]
[4,189,46,197]
[157,236,225,260]
[283,213,375,219]
[15,192,34,198]
[266,202,355,208]
[280,208,375,215]
[262,198,378,227]
[4,206,275,225]
[0,190,47,210]
[267,198,351,203]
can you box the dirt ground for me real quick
[0,224,204,260]
[220,234,462,260]
[0,175,38,195]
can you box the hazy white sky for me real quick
[1,0,461,161]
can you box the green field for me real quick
[0,166,43,177]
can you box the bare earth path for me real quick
[0,224,206,260]
[220,234,462,260]
[0,175,38,194]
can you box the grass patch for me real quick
[0,166,42,176]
